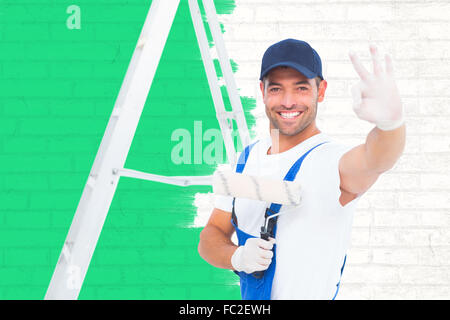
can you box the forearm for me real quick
[364,123,406,173]
[198,225,238,270]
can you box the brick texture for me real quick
[221,0,450,300]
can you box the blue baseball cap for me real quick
[259,39,323,81]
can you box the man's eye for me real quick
[269,87,280,93]
[298,87,308,91]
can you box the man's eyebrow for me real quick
[267,80,311,86]
[295,81,311,86]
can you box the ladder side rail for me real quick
[188,0,237,166]
[201,0,251,149]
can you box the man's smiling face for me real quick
[261,66,325,137]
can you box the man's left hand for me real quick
[349,45,405,131]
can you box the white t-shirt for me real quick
[214,132,362,300]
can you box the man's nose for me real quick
[280,92,296,109]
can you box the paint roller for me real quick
[212,166,302,206]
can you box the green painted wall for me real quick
[0,0,255,299]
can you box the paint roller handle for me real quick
[251,229,272,279]
[252,209,278,279]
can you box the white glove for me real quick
[231,237,275,274]
[349,45,405,131]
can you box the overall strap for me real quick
[235,141,259,173]
[233,141,259,226]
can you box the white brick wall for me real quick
[218,0,450,300]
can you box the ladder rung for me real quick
[115,168,213,186]
[111,107,121,117]
[137,37,146,48]
[216,110,243,121]
[86,175,97,188]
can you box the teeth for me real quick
[280,112,301,119]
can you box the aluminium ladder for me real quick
[45,0,250,300]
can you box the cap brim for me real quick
[260,62,317,80]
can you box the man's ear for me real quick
[317,80,327,102]
[260,80,265,99]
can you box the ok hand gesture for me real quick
[349,45,405,131]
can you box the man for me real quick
[198,39,406,300]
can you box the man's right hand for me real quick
[231,237,276,274]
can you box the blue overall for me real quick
[232,140,330,300]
